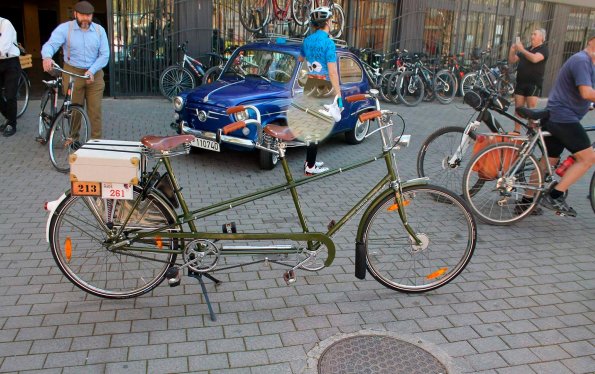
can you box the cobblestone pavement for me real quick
[0,97,593,374]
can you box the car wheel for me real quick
[259,148,278,170]
[345,117,370,144]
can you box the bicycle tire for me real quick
[239,0,271,32]
[159,66,196,100]
[397,70,424,107]
[378,70,394,102]
[590,171,595,214]
[417,126,480,196]
[48,105,89,173]
[462,142,543,225]
[460,72,486,97]
[292,0,312,26]
[202,66,222,85]
[495,78,514,98]
[362,185,477,293]
[48,188,178,299]
[38,89,53,143]
[386,70,402,104]
[434,69,457,104]
[16,70,30,118]
[329,3,345,39]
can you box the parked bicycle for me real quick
[462,107,594,224]
[240,0,345,38]
[36,62,90,173]
[159,41,214,100]
[417,87,513,195]
[460,49,515,98]
[395,53,457,106]
[45,89,477,321]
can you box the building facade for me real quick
[3,0,594,96]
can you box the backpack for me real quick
[471,135,522,180]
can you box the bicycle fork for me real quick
[447,120,481,166]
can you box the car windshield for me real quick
[222,49,297,84]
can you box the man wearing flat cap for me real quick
[41,1,109,139]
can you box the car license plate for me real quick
[72,181,101,196]
[101,183,133,200]
[191,138,220,152]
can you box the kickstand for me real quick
[188,270,221,322]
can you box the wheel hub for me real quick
[441,156,459,169]
[409,233,429,252]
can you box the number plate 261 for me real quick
[101,183,133,200]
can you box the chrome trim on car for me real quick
[182,124,256,149]
[204,81,244,102]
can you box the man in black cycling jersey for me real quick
[508,29,548,134]
[539,34,595,216]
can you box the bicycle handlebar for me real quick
[51,62,90,79]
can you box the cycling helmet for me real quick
[310,6,332,26]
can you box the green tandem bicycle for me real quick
[45,89,477,320]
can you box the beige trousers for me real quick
[63,63,105,139]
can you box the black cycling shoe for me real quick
[3,125,16,137]
[540,194,577,217]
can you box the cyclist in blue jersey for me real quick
[298,6,343,175]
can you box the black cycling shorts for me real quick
[544,120,592,158]
[514,82,542,97]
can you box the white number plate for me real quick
[101,183,133,200]
[191,138,220,152]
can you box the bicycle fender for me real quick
[355,179,429,242]
[355,241,366,279]
[45,192,68,243]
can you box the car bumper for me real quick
[180,121,257,150]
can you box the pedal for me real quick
[222,222,237,233]
[165,267,181,287]
[555,211,576,218]
[283,270,296,285]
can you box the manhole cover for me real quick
[304,331,456,374]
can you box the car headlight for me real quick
[235,110,248,122]
[173,96,184,112]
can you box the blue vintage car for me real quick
[172,38,376,169]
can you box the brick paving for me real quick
[0,97,593,373]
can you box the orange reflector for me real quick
[155,236,163,249]
[426,267,447,280]
[387,200,410,211]
[64,236,72,263]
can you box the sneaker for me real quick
[540,193,577,217]
[304,161,324,168]
[514,202,543,216]
[305,163,329,175]
[3,125,16,137]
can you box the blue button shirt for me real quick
[41,20,109,75]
